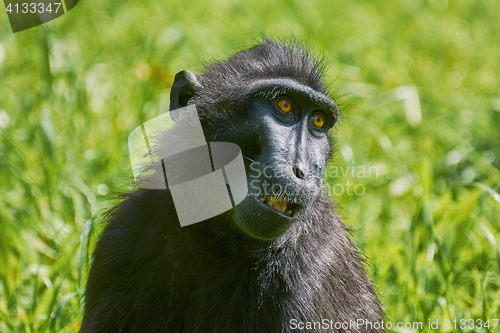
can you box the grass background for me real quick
[1,0,499,332]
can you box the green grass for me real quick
[1,0,499,332]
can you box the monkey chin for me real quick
[231,194,302,240]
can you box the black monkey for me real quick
[80,39,385,333]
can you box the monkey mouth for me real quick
[259,195,302,216]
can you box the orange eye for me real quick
[278,97,293,113]
[312,111,325,128]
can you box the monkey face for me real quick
[224,79,338,239]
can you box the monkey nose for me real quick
[292,165,306,179]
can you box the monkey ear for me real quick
[170,70,201,114]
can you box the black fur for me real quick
[80,39,385,333]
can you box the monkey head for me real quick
[169,40,339,240]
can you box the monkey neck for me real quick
[123,190,324,317]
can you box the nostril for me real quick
[292,166,305,179]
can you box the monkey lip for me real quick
[259,195,302,217]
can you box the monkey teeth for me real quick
[260,196,301,216]
[265,196,288,214]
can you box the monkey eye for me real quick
[277,97,293,114]
[311,111,325,128]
